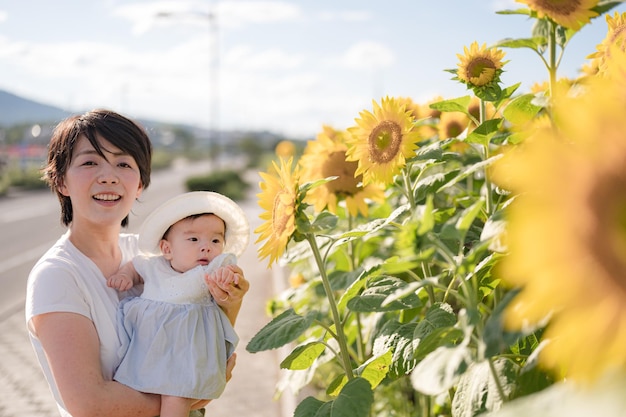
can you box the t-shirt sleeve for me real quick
[25,258,91,325]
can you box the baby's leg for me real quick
[160,395,194,417]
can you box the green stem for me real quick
[402,166,416,211]
[488,357,507,402]
[548,21,558,99]
[306,233,355,380]
[479,98,494,216]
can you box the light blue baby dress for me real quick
[114,253,239,399]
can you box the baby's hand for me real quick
[208,266,238,289]
[107,272,134,292]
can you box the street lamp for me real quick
[155,5,220,169]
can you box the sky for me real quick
[1,0,625,139]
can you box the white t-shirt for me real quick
[24,232,142,417]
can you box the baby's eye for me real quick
[212,239,222,244]
[188,237,198,242]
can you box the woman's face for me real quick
[59,134,143,229]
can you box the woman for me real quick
[25,109,249,417]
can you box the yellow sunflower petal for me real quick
[255,157,299,267]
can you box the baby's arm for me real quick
[107,261,142,291]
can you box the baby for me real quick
[107,191,250,417]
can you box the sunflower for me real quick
[588,12,626,74]
[492,74,626,381]
[255,157,300,267]
[275,140,297,158]
[516,0,599,30]
[437,111,469,139]
[456,42,506,88]
[300,126,385,217]
[345,96,421,186]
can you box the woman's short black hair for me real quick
[43,109,153,227]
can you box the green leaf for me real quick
[451,358,519,417]
[438,155,503,192]
[280,341,326,370]
[333,204,410,245]
[348,276,423,312]
[429,96,472,114]
[294,396,329,417]
[331,378,374,417]
[455,198,485,242]
[410,344,471,395]
[503,93,542,126]
[415,303,457,339]
[418,194,435,235]
[373,320,419,378]
[246,308,317,353]
[484,288,524,357]
[310,211,338,233]
[413,326,464,361]
[465,118,503,146]
[495,37,546,52]
[357,350,393,389]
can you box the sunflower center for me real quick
[271,191,294,236]
[321,151,361,195]
[533,0,580,15]
[466,58,497,86]
[587,165,626,294]
[445,121,465,138]
[368,120,403,164]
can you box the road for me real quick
[0,159,292,417]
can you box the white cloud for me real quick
[317,10,372,22]
[0,10,7,22]
[218,1,302,28]
[491,0,519,11]
[224,45,305,71]
[340,41,395,70]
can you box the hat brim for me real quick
[138,191,250,257]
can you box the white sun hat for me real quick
[138,191,250,257]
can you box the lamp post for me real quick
[155,3,219,169]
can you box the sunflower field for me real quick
[247,1,626,416]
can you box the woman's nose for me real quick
[98,165,119,184]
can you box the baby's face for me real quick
[160,214,226,273]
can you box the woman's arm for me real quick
[205,265,250,326]
[31,311,161,417]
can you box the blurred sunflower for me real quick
[436,111,471,153]
[346,96,421,186]
[275,140,297,158]
[300,126,385,217]
[255,157,300,267]
[492,74,626,381]
[516,0,598,30]
[456,42,506,88]
[588,12,626,74]
[416,96,443,139]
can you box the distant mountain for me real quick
[0,90,72,126]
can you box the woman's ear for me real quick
[135,183,143,200]
[159,239,173,260]
[58,179,69,197]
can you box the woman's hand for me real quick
[206,265,249,325]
